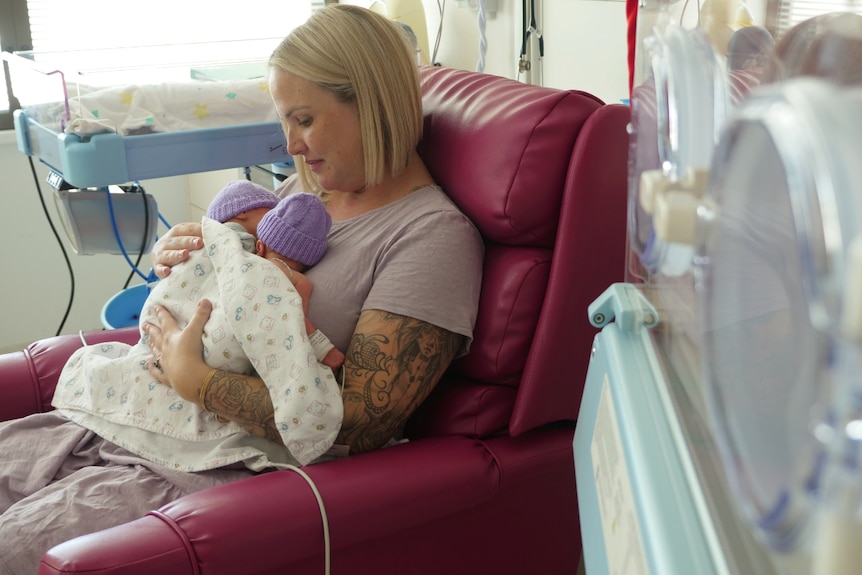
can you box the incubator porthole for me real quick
[700,78,862,552]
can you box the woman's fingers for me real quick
[150,222,204,279]
[143,303,183,385]
[186,298,213,337]
[143,300,213,400]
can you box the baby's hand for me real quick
[321,348,345,373]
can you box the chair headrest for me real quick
[418,66,604,247]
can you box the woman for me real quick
[146,4,483,455]
[0,5,482,572]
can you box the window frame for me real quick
[1,0,31,130]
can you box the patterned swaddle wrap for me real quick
[53,218,342,471]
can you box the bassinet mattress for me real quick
[64,78,279,136]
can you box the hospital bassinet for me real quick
[3,45,289,188]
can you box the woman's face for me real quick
[270,69,365,193]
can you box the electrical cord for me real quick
[122,183,150,289]
[285,465,332,575]
[78,327,334,574]
[29,156,75,337]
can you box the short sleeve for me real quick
[363,210,484,355]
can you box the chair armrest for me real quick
[40,436,500,575]
[40,429,578,575]
[0,328,140,421]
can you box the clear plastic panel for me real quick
[700,78,862,552]
[628,24,734,278]
[618,4,862,571]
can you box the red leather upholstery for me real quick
[0,65,629,575]
[413,67,629,437]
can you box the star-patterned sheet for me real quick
[64,78,278,136]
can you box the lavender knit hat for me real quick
[206,180,280,223]
[257,193,332,266]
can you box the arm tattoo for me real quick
[339,312,464,453]
[202,370,282,444]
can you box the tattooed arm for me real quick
[202,309,463,453]
[338,309,464,453]
[147,300,463,454]
[199,370,283,444]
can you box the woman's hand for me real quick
[150,222,204,279]
[144,299,213,404]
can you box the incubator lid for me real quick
[628,23,733,278]
[698,78,862,552]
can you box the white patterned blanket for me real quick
[53,218,342,471]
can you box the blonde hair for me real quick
[269,4,423,194]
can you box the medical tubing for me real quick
[29,157,75,336]
[159,212,172,230]
[122,187,150,289]
[432,0,446,65]
[519,0,538,59]
[476,0,487,73]
[105,186,151,282]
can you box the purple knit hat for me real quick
[257,193,332,266]
[206,180,280,223]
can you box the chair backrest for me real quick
[408,66,629,439]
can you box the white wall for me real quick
[0,0,629,352]
[422,0,629,102]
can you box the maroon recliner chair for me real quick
[0,65,628,574]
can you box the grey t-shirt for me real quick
[278,179,483,356]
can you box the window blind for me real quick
[2,0,323,121]
[775,0,862,36]
[25,1,315,67]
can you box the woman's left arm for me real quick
[337,309,464,453]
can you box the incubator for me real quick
[575,4,862,574]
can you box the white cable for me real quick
[476,0,487,73]
[285,464,331,575]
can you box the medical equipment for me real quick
[628,23,733,278]
[3,45,289,263]
[3,49,288,190]
[700,76,862,572]
[518,0,543,85]
[577,5,862,575]
[52,181,158,256]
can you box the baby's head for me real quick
[207,180,280,234]
[257,193,332,269]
